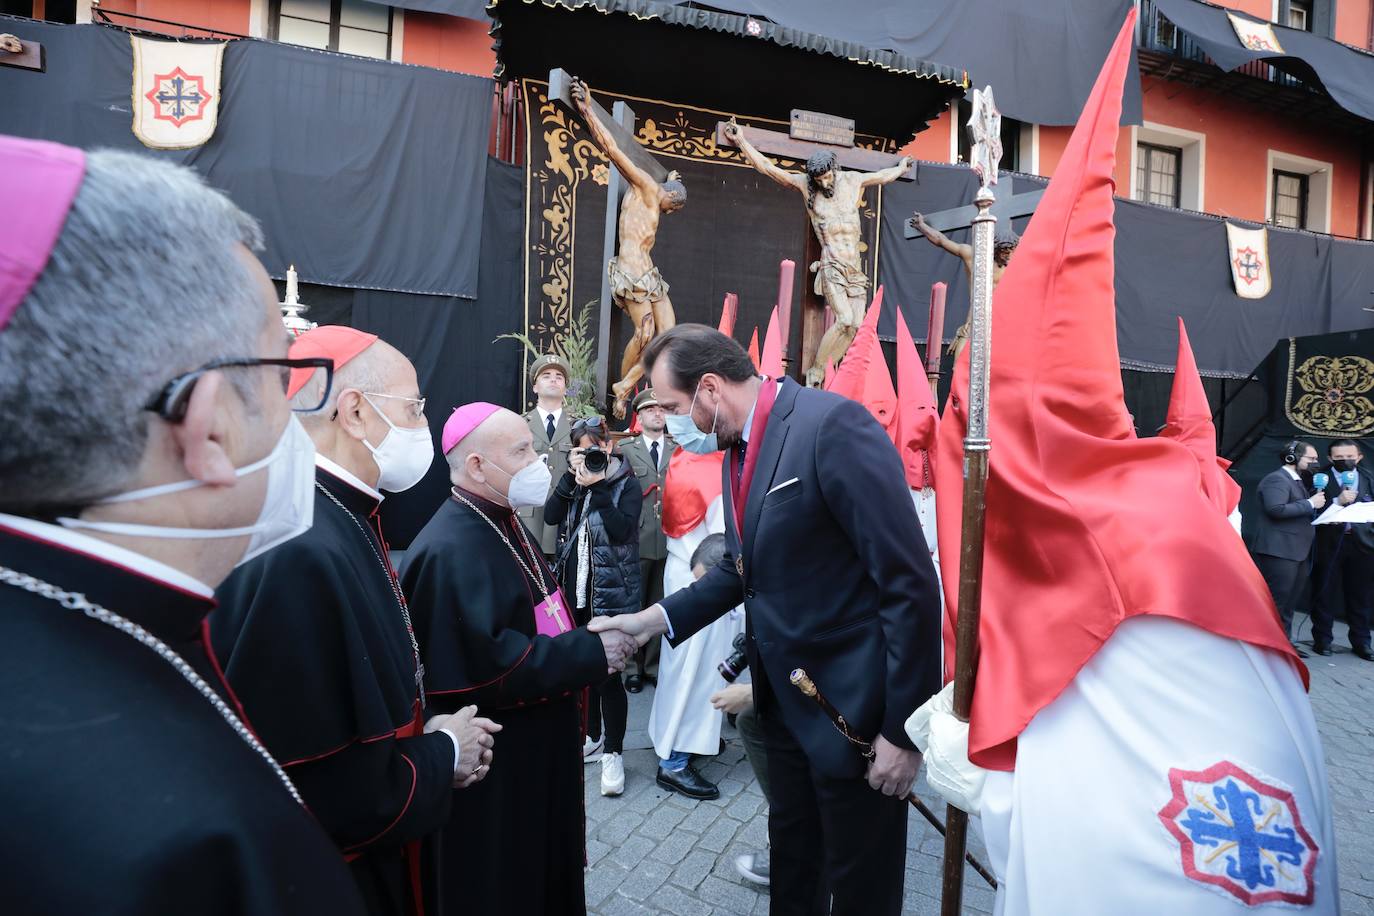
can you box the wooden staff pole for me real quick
[926,281,947,392]
[941,85,1001,916]
[776,259,795,371]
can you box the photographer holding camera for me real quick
[544,416,642,796]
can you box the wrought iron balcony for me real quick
[1136,0,1312,92]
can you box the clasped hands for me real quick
[424,705,502,788]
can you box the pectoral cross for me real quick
[544,591,569,633]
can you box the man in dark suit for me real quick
[1310,439,1374,659]
[520,354,573,557]
[590,325,941,916]
[616,388,677,692]
[1251,440,1326,658]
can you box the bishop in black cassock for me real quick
[213,327,493,916]
[0,134,366,914]
[401,403,636,916]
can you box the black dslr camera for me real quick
[582,446,608,474]
[717,633,748,683]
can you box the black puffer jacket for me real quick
[544,457,642,618]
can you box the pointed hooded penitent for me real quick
[1159,318,1243,518]
[895,309,938,490]
[825,287,899,444]
[934,8,1303,772]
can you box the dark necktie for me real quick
[546,413,556,442]
[650,440,660,471]
[736,441,747,483]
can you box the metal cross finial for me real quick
[968,86,1002,189]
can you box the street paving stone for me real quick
[585,616,1374,914]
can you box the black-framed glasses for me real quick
[145,357,335,423]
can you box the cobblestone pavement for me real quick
[584,615,1374,915]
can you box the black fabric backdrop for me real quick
[278,159,525,547]
[0,17,491,298]
[877,161,1374,377]
[1226,330,1374,602]
[662,0,1143,127]
[1152,0,1374,123]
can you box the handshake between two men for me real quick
[587,606,922,800]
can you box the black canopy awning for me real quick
[487,0,966,142]
[642,0,1144,127]
[1150,0,1374,125]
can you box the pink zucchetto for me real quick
[0,135,87,333]
[442,402,502,454]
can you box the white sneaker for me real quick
[601,752,625,796]
[582,735,603,764]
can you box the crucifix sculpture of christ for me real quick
[723,118,912,387]
[906,89,1043,358]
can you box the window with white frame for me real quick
[1266,150,1331,232]
[1131,122,1205,211]
[1135,143,1182,208]
[955,96,1036,174]
[271,0,392,59]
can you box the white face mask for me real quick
[361,394,434,493]
[60,415,317,567]
[482,456,552,510]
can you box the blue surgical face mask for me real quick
[665,381,719,455]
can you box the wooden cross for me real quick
[0,37,44,73]
[902,173,1043,238]
[713,121,917,179]
[549,68,668,185]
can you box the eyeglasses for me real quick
[361,391,427,422]
[570,416,606,438]
[145,357,335,423]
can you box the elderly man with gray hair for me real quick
[0,135,366,915]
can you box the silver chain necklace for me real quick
[449,488,554,600]
[0,564,304,805]
[315,482,425,706]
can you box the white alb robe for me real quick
[977,616,1337,915]
[647,496,746,759]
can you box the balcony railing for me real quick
[1136,0,1313,92]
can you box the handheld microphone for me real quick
[1338,470,1358,491]
[1311,472,1329,493]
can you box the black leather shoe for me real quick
[1312,642,1333,657]
[625,673,643,694]
[1354,646,1374,662]
[1292,644,1310,658]
[656,764,720,800]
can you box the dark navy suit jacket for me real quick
[660,378,942,779]
[1253,467,1317,562]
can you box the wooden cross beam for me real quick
[548,68,668,185]
[713,121,917,179]
[0,37,44,73]
[903,173,1043,237]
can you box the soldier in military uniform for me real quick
[615,388,676,691]
[520,354,573,557]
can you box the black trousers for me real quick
[632,557,666,678]
[1254,552,1307,639]
[1311,537,1374,649]
[758,706,907,916]
[585,672,628,755]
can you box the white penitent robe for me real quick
[977,616,1338,916]
[911,486,939,578]
[648,496,746,759]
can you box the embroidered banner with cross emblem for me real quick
[1158,760,1319,907]
[1225,222,1272,300]
[131,36,225,150]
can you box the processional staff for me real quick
[941,84,1002,916]
[788,669,998,889]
